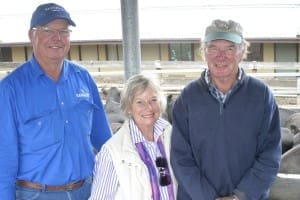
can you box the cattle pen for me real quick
[82,61,300,108]
[1,61,300,107]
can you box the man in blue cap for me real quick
[170,19,281,200]
[0,3,112,200]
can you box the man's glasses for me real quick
[32,26,72,37]
[155,157,171,186]
[205,44,239,57]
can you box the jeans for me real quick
[16,177,92,200]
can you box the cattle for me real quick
[283,112,300,135]
[270,110,300,200]
[102,87,125,133]
[294,132,300,146]
[279,144,300,174]
[165,94,176,124]
[269,173,300,200]
[270,109,300,200]
[101,87,300,199]
[279,107,296,127]
[279,108,300,153]
[270,145,300,200]
[281,127,294,154]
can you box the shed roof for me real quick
[0,1,299,45]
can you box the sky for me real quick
[0,0,300,43]
[1,0,298,13]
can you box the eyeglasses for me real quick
[32,26,72,37]
[155,157,171,186]
[205,45,239,56]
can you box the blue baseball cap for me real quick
[204,19,243,44]
[30,3,76,29]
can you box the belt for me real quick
[16,179,85,191]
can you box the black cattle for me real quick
[165,94,176,124]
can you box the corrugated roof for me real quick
[0,1,299,44]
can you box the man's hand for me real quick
[216,195,239,200]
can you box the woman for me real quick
[89,74,177,200]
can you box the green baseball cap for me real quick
[204,19,243,44]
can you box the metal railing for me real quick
[1,61,300,106]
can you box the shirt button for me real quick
[65,120,69,124]
[61,102,64,105]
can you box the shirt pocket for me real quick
[71,99,99,136]
[19,108,60,152]
[73,99,98,115]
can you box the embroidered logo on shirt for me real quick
[76,89,90,98]
[76,93,90,98]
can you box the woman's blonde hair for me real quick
[120,74,166,117]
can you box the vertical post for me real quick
[120,0,141,81]
[297,76,300,105]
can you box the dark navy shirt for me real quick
[0,56,112,199]
[171,70,281,200]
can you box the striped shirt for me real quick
[89,118,171,200]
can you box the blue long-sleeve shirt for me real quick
[170,70,281,200]
[0,56,112,199]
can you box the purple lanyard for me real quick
[136,142,160,200]
[157,137,175,200]
[135,137,175,200]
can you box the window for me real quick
[106,44,123,61]
[275,43,298,62]
[169,43,193,61]
[246,43,263,61]
[0,47,12,62]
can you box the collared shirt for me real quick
[205,67,243,103]
[0,56,112,199]
[90,117,171,200]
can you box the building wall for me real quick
[98,45,107,61]
[263,43,275,62]
[141,44,160,61]
[26,46,33,59]
[80,45,98,60]
[298,45,300,60]
[160,44,169,61]
[8,41,300,64]
[70,45,80,60]
[194,43,202,61]
[12,47,26,62]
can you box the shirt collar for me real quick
[28,55,69,81]
[28,55,45,79]
[129,117,169,144]
[205,67,243,103]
